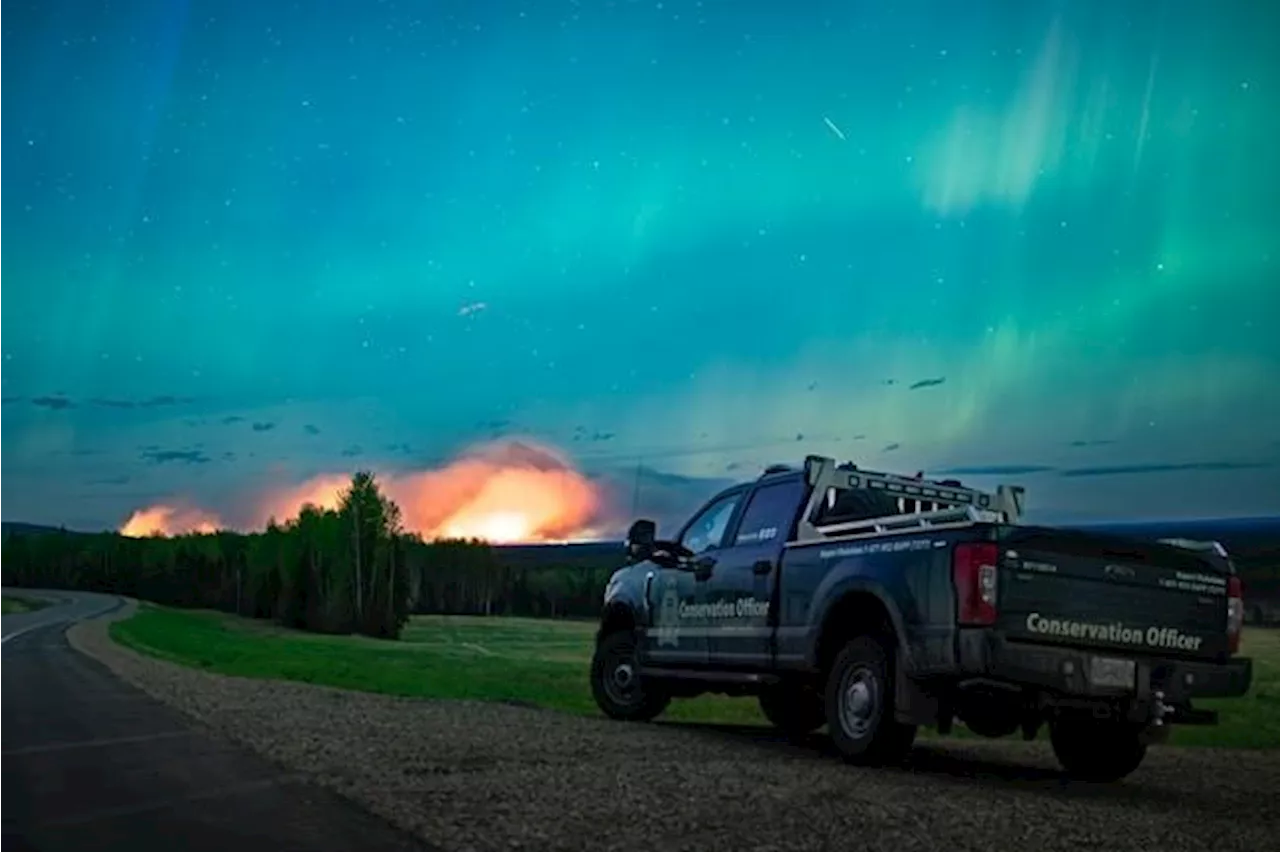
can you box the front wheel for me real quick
[824,636,917,765]
[590,631,670,722]
[1050,719,1148,782]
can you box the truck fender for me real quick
[597,566,652,641]
[804,577,913,675]
[598,601,640,642]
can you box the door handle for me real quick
[751,559,774,576]
[692,555,716,581]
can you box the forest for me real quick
[0,472,620,640]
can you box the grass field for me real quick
[2,594,50,615]
[111,607,1280,748]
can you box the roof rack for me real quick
[792,455,1026,545]
[761,463,793,476]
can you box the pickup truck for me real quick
[589,455,1252,781]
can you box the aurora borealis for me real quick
[2,0,1278,535]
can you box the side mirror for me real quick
[625,519,657,561]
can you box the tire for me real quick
[824,636,917,765]
[590,630,670,722]
[758,684,826,739]
[1049,719,1148,782]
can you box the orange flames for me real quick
[119,439,605,544]
[120,504,224,537]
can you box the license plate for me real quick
[1088,656,1136,690]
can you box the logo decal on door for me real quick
[654,575,681,647]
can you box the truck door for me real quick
[701,476,805,670]
[641,488,745,668]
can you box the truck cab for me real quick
[590,455,1253,782]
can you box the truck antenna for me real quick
[630,460,642,517]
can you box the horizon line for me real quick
[3,513,1280,542]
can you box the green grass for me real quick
[111,607,764,724]
[2,594,50,615]
[110,606,1279,748]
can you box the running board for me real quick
[640,667,781,685]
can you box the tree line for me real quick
[0,472,622,639]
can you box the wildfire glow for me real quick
[120,505,224,537]
[118,439,605,543]
[259,473,349,523]
[390,446,601,543]
[443,510,532,544]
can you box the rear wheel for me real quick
[1050,718,1147,782]
[590,630,670,722]
[758,684,826,739]
[824,636,917,764]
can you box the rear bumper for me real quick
[957,629,1253,704]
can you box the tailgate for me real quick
[996,526,1230,660]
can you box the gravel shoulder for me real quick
[69,604,1278,852]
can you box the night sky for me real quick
[3,0,1278,535]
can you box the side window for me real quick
[679,493,742,555]
[734,479,805,546]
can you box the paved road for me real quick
[2,589,431,852]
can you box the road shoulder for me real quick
[6,600,431,852]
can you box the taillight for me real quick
[1227,575,1244,655]
[953,542,999,626]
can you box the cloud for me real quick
[221,416,245,424]
[250,422,275,432]
[303,424,321,435]
[1059,461,1271,478]
[458,301,487,317]
[2,397,22,405]
[31,395,74,410]
[88,475,133,486]
[89,395,195,409]
[570,427,619,443]
[341,445,363,457]
[140,448,211,465]
[908,377,946,390]
[882,443,901,452]
[932,464,1056,476]
[1068,439,1116,447]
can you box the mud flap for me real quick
[894,649,939,725]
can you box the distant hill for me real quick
[498,517,1280,600]
[1073,516,1280,604]
[0,521,83,536]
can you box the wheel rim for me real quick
[601,641,643,707]
[838,664,880,739]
